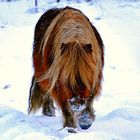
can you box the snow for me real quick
[0,0,140,140]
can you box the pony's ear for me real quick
[61,43,68,55]
[84,44,92,53]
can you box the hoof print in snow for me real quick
[3,84,11,89]
[78,112,93,130]
[0,25,5,28]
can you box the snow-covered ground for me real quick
[0,0,140,140]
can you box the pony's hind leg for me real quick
[42,95,55,116]
[28,76,55,116]
[28,76,44,113]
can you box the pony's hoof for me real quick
[78,121,92,130]
[68,128,77,133]
[78,111,93,130]
[66,127,78,133]
[43,110,55,116]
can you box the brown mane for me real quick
[36,8,102,96]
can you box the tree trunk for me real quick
[35,0,38,13]
[35,0,38,7]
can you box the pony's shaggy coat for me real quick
[28,7,104,129]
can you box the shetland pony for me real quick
[28,7,104,132]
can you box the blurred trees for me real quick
[56,0,94,3]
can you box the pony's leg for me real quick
[62,102,76,128]
[78,80,102,129]
[61,101,77,133]
[42,95,55,116]
[28,76,55,116]
[78,93,95,130]
[28,76,44,113]
[52,88,77,131]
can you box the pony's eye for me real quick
[80,99,86,105]
[61,43,68,55]
[83,44,92,53]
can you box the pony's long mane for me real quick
[37,8,102,94]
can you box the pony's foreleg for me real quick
[61,101,77,129]
[78,79,102,129]
[52,89,77,131]
[77,93,95,130]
